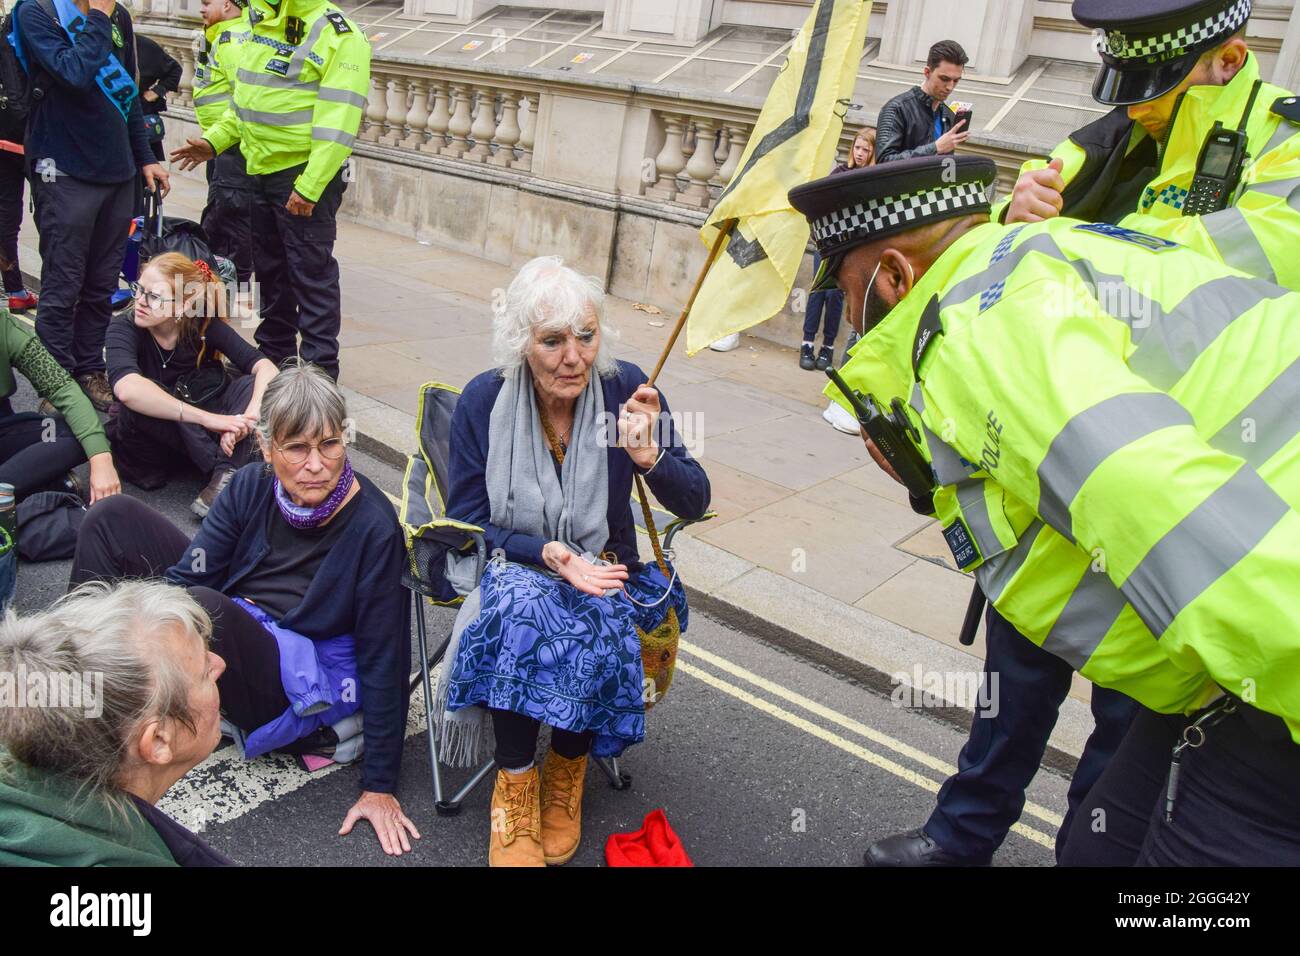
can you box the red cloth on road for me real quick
[604,809,692,867]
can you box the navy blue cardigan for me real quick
[165,465,411,794]
[447,360,711,571]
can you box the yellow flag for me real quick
[686,0,872,355]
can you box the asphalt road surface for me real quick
[10,381,1069,867]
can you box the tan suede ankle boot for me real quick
[540,750,588,865]
[488,766,544,867]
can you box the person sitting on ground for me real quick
[105,251,276,518]
[801,126,875,376]
[442,255,711,867]
[0,285,120,503]
[0,580,232,866]
[69,362,417,856]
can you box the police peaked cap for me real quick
[1074,0,1252,105]
[788,155,998,292]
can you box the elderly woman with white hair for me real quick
[67,362,417,857]
[0,581,232,866]
[443,255,710,866]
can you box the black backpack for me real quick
[0,0,57,143]
[15,490,85,562]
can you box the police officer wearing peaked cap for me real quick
[789,154,1300,866]
[1074,0,1255,106]
[172,0,372,382]
[1001,0,1300,286]
[856,0,1300,871]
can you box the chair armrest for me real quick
[663,511,716,551]
[403,521,487,600]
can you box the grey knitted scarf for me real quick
[436,365,609,766]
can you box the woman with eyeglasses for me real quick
[105,251,277,518]
[69,362,417,857]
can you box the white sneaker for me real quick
[709,333,741,352]
[823,400,860,435]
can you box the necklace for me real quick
[150,332,178,369]
[535,397,572,464]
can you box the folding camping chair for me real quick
[399,380,712,815]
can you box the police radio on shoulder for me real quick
[1182,79,1262,216]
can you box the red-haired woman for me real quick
[105,252,277,517]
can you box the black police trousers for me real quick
[200,145,254,284]
[1058,702,1300,865]
[251,162,347,379]
[924,605,1139,861]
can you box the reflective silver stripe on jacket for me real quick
[235,105,314,126]
[1210,356,1300,466]
[1201,206,1276,283]
[974,519,1043,603]
[1036,392,1193,542]
[1041,566,1127,670]
[237,67,319,92]
[317,86,368,109]
[1119,466,1290,638]
[312,126,356,147]
[909,383,971,485]
[954,479,1003,564]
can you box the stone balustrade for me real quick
[360,73,540,172]
[143,17,1026,351]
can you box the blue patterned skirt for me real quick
[445,559,688,758]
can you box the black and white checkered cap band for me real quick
[810,181,989,247]
[1103,0,1250,60]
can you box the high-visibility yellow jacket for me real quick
[995,55,1300,289]
[192,11,250,132]
[203,0,370,202]
[831,217,1300,742]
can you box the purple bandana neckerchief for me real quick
[274,458,355,529]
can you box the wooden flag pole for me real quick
[645,219,736,387]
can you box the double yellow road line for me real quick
[676,639,1062,850]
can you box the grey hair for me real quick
[491,255,618,378]
[255,360,348,446]
[0,581,211,801]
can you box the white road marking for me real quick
[158,687,430,831]
[675,660,1058,850]
[679,640,1065,830]
[154,457,1058,850]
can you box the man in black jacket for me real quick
[876,40,970,163]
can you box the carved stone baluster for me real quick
[679,117,718,206]
[361,73,388,142]
[644,113,687,201]
[422,80,451,154]
[489,90,520,167]
[178,47,197,106]
[379,76,409,146]
[512,94,536,171]
[441,85,473,159]
[400,79,431,149]
[466,86,498,162]
[715,123,748,186]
